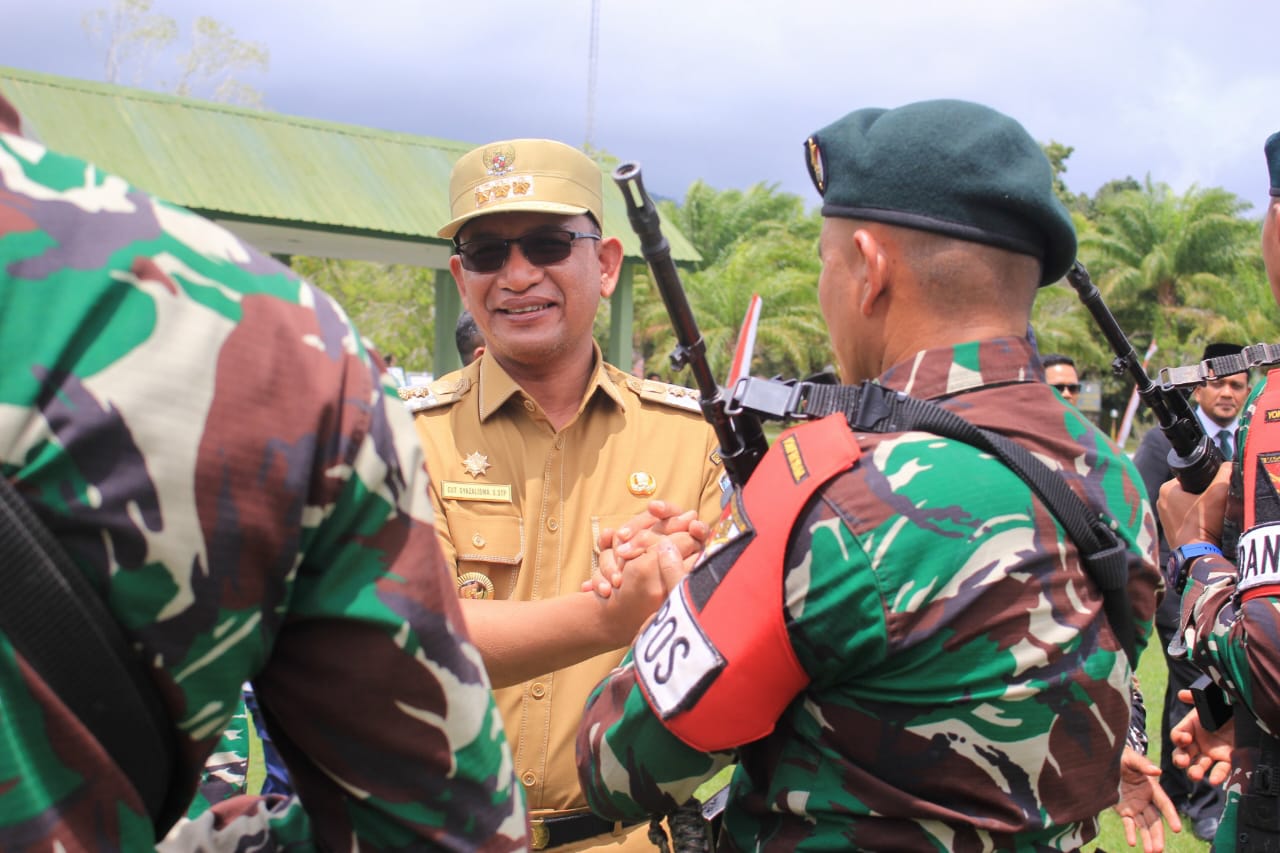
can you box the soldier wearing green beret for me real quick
[1159,131,1280,852]
[576,99,1169,850]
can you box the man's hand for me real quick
[1171,690,1235,786]
[1113,745,1181,852]
[585,500,710,599]
[1157,460,1231,550]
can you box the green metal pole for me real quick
[434,268,461,377]
[608,259,635,371]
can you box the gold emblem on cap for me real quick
[463,451,491,478]
[805,136,825,194]
[457,572,495,600]
[483,145,516,176]
[629,472,657,497]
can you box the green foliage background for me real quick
[317,141,1274,455]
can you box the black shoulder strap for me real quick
[799,381,1138,668]
[0,475,182,836]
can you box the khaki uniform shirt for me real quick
[408,346,726,822]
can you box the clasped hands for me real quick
[581,500,710,641]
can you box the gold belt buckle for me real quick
[530,818,550,850]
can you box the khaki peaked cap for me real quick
[439,138,604,239]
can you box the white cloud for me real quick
[4,0,1277,211]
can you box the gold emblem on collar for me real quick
[457,572,495,600]
[463,451,491,478]
[629,472,657,496]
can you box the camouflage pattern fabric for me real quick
[578,337,1161,851]
[187,693,251,817]
[0,101,527,851]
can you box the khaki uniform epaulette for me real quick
[632,376,703,414]
[398,375,473,413]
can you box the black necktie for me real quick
[1217,429,1234,462]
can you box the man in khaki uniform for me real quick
[403,138,726,851]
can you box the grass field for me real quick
[243,642,1214,851]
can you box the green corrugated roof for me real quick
[0,66,699,264]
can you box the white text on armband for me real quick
[1236,522,1280,593]
[635,586,725,719]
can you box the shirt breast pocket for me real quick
[449,508,524,600]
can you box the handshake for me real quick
[581,500,714,645]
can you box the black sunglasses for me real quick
[455,229,601,273]
[1051,383,1081,394]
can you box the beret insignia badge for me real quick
[805,136,825,195]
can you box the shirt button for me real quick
[547,518,559,532]
[521,770,537,787]
[523,400,536,412]
[472,533,486,548]
[554,435,565,450]
[530,682,546,699]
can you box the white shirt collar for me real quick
[1195,405,1239,437]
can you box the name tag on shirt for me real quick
[441,481,513,503]
[1237,521,1280,593]
[635,586,724,719]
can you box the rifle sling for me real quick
[796,381,1138,668]
[0,475,181,836]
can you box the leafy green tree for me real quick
[1042,140,1085,212]
[290,257,436,372]
[83,0,268,107]
[658,181,808,269]
[83,0,177,86]
[173,16,269,107]
[1080,178,1264,368]
[634,207,830,383]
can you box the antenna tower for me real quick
[585,0,600,150]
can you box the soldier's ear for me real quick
[851,229,888,318]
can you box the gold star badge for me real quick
[463,451,491,479]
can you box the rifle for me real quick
[1064,261,1223,494]
[1066,261,1241,729]
[612,163,770,486]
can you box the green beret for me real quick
[1267,131,1280,198]
[803,99,1077,285]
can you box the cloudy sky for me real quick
[6,0,1279,215]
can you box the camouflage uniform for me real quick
[188,694,251,817]
[0,99,527,851]
[578,337,1161,851]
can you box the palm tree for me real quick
[633,209,830,384]
[1079,178,1262,367]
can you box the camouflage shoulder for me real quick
[398,374,473,414]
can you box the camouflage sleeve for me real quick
[1180,555,1280,727]
[577,652,734,820]
[186,692,251,817]
[169,333,529,850]
[0,130,525,851]
[1179,381,1280,726]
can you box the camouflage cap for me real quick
[439,138,603,239]
[1267,131,1280,198]
[803,99,1077,285]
